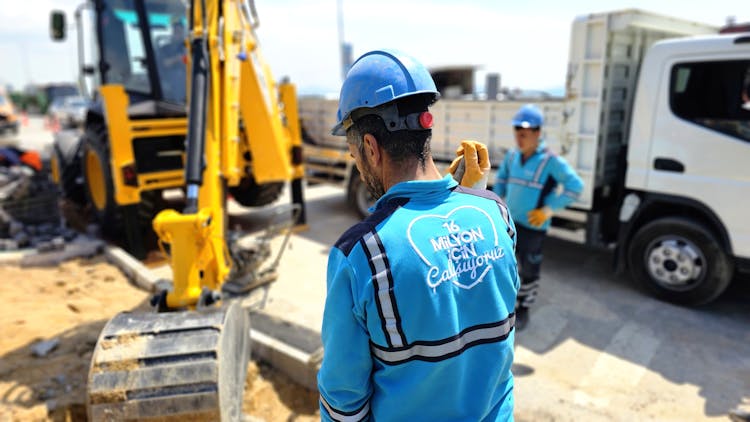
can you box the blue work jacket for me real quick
[493,142,583,231]
[318,175,519,421]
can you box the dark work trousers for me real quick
[515,225,546,308]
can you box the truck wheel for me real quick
[229,176,284,207]
[627,217,733,305]
[347,169,375,219]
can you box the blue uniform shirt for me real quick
[318,175,519,421]
[493,142,584,231]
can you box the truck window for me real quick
[670,60,750,142]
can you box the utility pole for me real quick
[337,0,352,81]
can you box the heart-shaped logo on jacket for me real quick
[407,205,506,290]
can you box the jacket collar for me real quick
[371,175,457,213]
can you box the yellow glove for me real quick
[527,206,553,227]
[448,140,491,189]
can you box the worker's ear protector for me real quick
[344,102,434,133]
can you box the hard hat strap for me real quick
[349,102,432,133]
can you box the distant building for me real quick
[429,65,478,99]
[428,65,559,101]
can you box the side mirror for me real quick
[50,10,66,41]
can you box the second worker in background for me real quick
[493,104,584,331]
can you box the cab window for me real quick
[670,59,750,142]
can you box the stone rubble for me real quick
[0,161,81,253]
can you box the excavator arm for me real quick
[154,0,303,308]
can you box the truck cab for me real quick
[620,33,750,304]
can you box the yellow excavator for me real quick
[51,0,305,419]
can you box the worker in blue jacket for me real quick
[318,49,519,421]
[493,104,584,330]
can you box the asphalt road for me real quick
[513,235,750,421]
[11,114,750,421]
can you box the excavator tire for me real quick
[81,120,119,232]
[87,302,250,421]
[229,175,284,207]
[81,119,162,256]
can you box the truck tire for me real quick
[627,217,733,305]
[229,176,284,207]
[347,169,375,219]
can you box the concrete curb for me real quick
[0,237,104,267]
[250,329,321,391]
[104,245,171,293]
[0,248,34,265]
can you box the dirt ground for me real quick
[0,256,320,422]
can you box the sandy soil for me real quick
[0,256,320,422]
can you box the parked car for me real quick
[57,96,89,128]
[48,95,88,129]
[46,96,67,122]
[41,83,79,114]
[0,91,19,135]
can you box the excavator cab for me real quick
[95,0,188,107]
[50,0,299,258]
[51,0,188,108]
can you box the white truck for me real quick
[299,9,750,306]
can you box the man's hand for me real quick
[527,206,553,227]
[448,140,490,189]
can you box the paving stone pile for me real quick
[0,165,77,252]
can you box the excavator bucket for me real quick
[87,302,250,421]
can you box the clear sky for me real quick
[1,0,747,95]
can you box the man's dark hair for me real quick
[347,96,433,169]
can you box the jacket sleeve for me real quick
[492,150,511,198]
[318,246,373,421]
[543,155,584,211]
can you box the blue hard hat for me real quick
[331,49,439,136]
[512,104,544,128]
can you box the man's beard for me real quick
[360,158,385,199]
